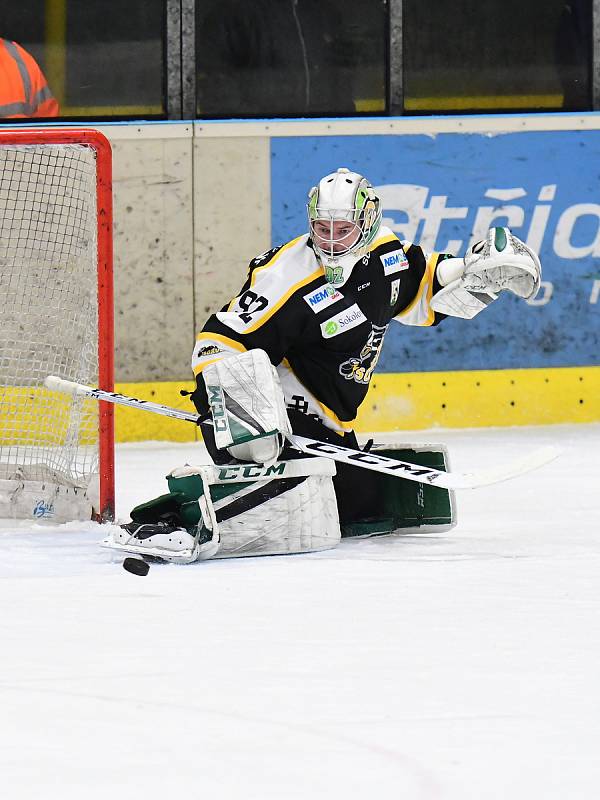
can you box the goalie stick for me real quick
[44,375,560,491]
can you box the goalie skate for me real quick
[102,520,218,564]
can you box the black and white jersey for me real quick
[193,226,449,433]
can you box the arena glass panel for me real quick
[403,0,592,113]
[195,0,387,117]
[1,0,165,120]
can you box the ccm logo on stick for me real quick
[304,441,439,481]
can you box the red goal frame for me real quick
[0,128,115,521]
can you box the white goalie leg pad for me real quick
[203,349,292,463]
[168,457,340,559]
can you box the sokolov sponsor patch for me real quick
[303,283,344,313]
[380,247,409,276]
[320,303,367,338]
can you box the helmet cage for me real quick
[307,174,381,262]
[309,213,362,258]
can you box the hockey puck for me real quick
[123,557,150,576]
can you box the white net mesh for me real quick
[0,143,100,493]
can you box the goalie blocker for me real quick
[103,444,455,563]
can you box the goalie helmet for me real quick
[307,167,382,285]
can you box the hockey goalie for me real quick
[106,167,542,564]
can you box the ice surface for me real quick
[0,424,599,800]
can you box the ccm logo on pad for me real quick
[303,284,343,312]
[320,304,366,338]
[380,248,409,275]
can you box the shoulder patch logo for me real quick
[380,248,409,276]
[196,344,221,358]
[320,304,366,339]
[390,279,400,306]
[303,284,344,313]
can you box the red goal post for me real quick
[0,128,114,522]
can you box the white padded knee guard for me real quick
[203,349,292,463]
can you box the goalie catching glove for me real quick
[431,227,541,319]
[202,348,292,464]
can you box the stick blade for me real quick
[452,445,561,489]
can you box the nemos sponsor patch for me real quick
[303,284,343,312]
[320,304,366,338]
[380,247,409,275]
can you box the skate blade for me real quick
[100,536,199,564]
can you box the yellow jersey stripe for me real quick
[193,357,224,375]
[280,357,354,433]
[249,235,305,287]
[195,332,247,350]
[225,237,305,312]
[370,232,399,250]
[396,252,438,326]
[316,400,355,432]
[242,266,324,333]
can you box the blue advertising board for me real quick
[271,131,600,372]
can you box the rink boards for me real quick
[120,114,600,438]
[110,365,600,441]
[8,115,600,438]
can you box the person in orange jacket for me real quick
[0,38,59,118]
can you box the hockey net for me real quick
[0,129,114,523]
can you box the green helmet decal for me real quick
[494,227,508,251]
[308,187,319,220]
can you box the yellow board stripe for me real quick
[113,381,199,443]
[3,367,590,444]
[4,367,595,447]
[107,366,599,440]
[404,94,564,111]
[356,366,600,432]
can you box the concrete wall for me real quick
[192,133,270,323]
[96,123,195,382]
[96,123,271,383]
